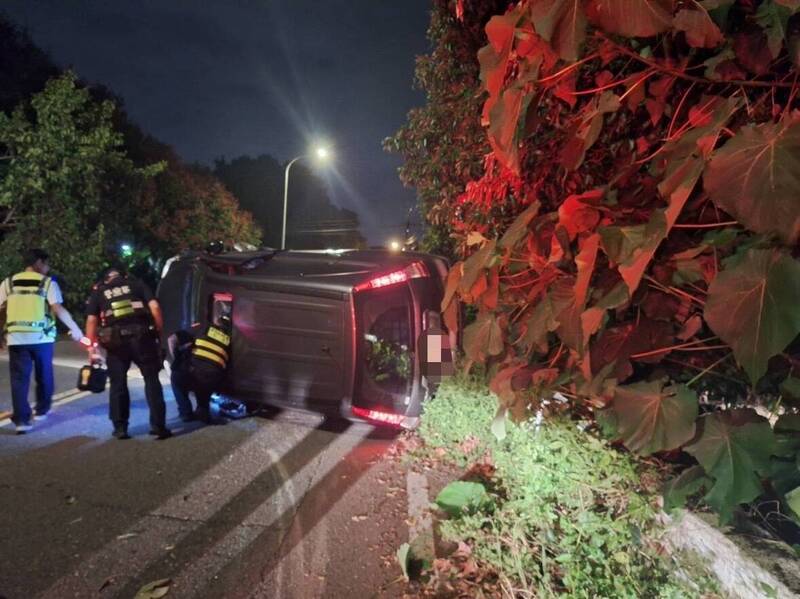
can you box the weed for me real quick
[418,376,721,598]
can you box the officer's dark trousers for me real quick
[191,363,224,421]
[106,337,166,431]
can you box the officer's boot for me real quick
[112,425,131,440]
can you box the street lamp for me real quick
[282,145,331,250]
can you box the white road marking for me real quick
[172,426,371,598]
[0,390,92,427]
[38,418,330,599]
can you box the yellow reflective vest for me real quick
[3,272,55,335]
[191,324,231,370]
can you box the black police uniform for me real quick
[188,320,231,422]
[85,274,169,437]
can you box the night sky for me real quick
[2,1,432,244]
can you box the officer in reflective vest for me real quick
[85,266,171,440]
[0,249,83,433]
[172,314,232,424]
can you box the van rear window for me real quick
[358,287,413,399]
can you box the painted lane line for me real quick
[0,390,92,428]
[38,421,319,599]
[172,427,370,598]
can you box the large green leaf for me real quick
[529,0,587,61]
[586,0,674,38]
[771,415,800,495]
[435,481,490,517]
[704,115,800,245]
[663,465,711,511]
[463,312,504,362]
[756,0,797,58]
[612,379,699,455]
[704,249,800,384]
[685,410,775,523]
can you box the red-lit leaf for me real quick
[463,312,505,362]
[587,0,674,38]
[558,189,602,239]
[522,297,558,355]
[560,91,620,170]
[733,29,773,76]
[460,240,496,294]
[704,114,800,245]
[488,87,527,173]
[581,282,629,344]
[645,98,665,126]
[704,249,800,384]
[529,0,588,62]
[499,201,540,249]
[590,318,674,381]
[482,266,500,310]
[674,8,723,48]
[552,69,578,107]
[442,263,463,313]
[612,379,699,455]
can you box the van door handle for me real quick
[321,345,331,354]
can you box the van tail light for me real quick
[352,406,406,426]
[353,261,429,292]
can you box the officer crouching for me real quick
[169,312,232,425]
[85,266,171,440]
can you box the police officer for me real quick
[85,266,171,440]
[0,249,84,433]
[170,312,232,424]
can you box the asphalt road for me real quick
[0,343,412,599]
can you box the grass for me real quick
[416,376,720,598]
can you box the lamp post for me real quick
[282,146,331,250]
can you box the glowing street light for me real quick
[282,144,332,250]
[389,239,401,252]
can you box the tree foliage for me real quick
[0,72,157,307]
[0,18,261,304]
[397,0,800,523]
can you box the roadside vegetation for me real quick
[389,0,800,541]
[407,376,720,597]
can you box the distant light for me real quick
[315,146,330,160]
[389,240,401,251]
[120,243,133,258]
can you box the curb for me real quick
[661,510,799,599]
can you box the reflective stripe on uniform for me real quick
[194,338,229,360]
[192,348,226,368]
[207,327,230,346]
[102,300,145,319]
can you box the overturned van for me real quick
[156,248,452,428]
